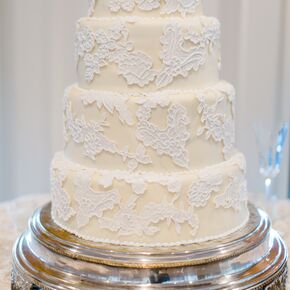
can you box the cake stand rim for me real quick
[11,228,288,289]
[27,202,272,268]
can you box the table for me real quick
[0,194,50,289]
[1,194,289,290]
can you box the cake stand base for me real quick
[11,203,288,289]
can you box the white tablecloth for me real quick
[0,194,50,289]
[0,194,289,289]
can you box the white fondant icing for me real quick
[50,2,250,247]
[107,0,201,16]
[76,16,221,91]
[89,0,203,17]
[196,82,236,159]
[88,0,96,17]
[135,96,191,168]
[64,82,235,172]
[51,152,249,246]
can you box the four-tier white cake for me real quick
[51,0,249,247]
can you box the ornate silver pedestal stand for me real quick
[12,203,288,289]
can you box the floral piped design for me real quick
[80,90,134,126]
[75,19,220,89]
[188,171,223,208]
[108,0,138,12]
[63,90,152,171]
[51,169,75,222]
[196,83,236,160]
[74,171,120,228]
[88,0,96,16]
[214,172,248,211]
[99,197,199,236]
[75,22,156,87]
[136,96,191,169]
[162,0,200,16]
[51,152,248,244]
[156,20,220,88]
[106,0,200,16]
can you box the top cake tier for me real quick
[88,0,203,17]
[76,15,220,92]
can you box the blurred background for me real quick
[0,0,289,201]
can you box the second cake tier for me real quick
[64,81,236,172]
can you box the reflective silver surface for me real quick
[12,203,288,289]
[30,203,269,268]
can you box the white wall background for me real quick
[0,0,289,201]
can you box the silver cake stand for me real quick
[11,203,288,289]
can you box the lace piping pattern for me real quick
[74,171,121,228]
[64,89,152,171]
[196,82,236,160]
[52,212,249,247]
[51,152,248,239]
[75,18,220,88]
[188,154,246,210]
[99,196,199,237]
[107,0,201,16]
[64,82,236,170]
[98,170,183,195]
[51,168,76,222]
[135,96,191,168]
[188,171,223,208]
[214,171,248,211]
[88,0,96,17]
[80,90,134,126]
[65,87,191,170]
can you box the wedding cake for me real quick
[51,0,249,247]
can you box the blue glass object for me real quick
[254,122,289,207]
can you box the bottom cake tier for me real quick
[51,152,249,246]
